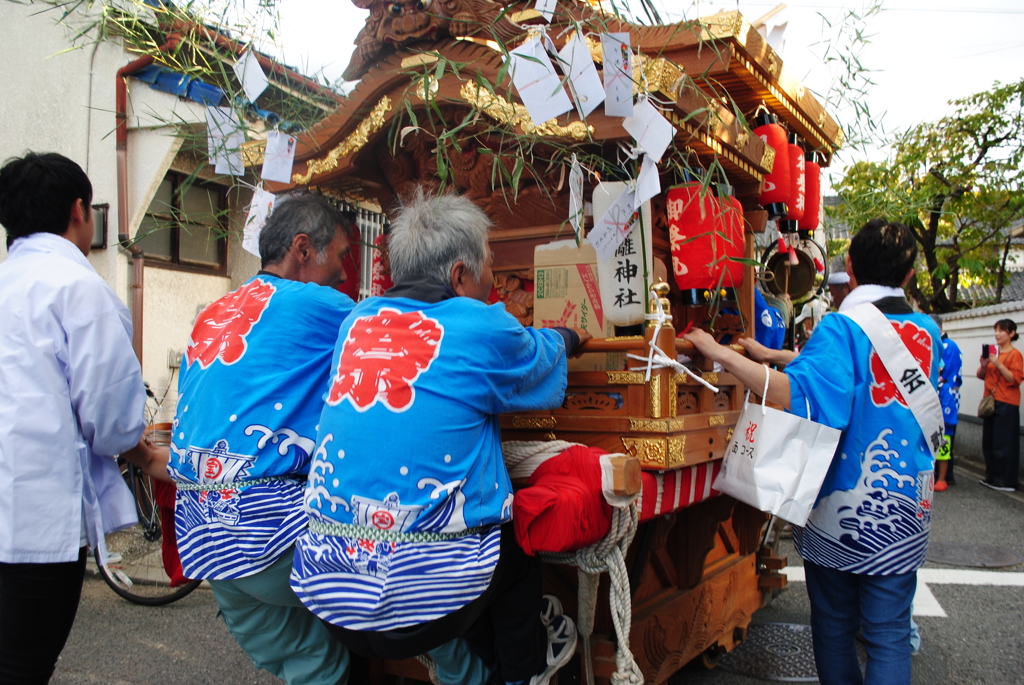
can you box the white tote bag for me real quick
[713,365,842,526]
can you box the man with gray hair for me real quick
[139,194,356,684]
[291,191,588,685]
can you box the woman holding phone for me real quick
[977,319,1024,491]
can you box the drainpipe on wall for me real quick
[115,33,182,366]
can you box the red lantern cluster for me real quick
[667,182,745,294]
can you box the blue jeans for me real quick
[804,560,916,685]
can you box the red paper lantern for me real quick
[800,156,822,232]
[786,135,806,222]
[667,182,745,292]
[754,113,792,220]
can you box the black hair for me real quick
[994,319,1020,342]
[848,218,917,287]
[258,194,350,268]
[0,152,92,249]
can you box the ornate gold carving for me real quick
[760,145,776,173]
[766,51,780,78]
[604,335,645,343]
[702,372,719,384]
[702,10,745,40]
[511,416,556,430]
[668,436,686,468]
[817,110,827,127]
[460,83,592,141]
[543,432,557,441]
[585,34,603,63]
[650,373,662,418]
[607,371,646,385]
[510,9,542,22]
[629,418,686,433]
[293,96,392,184]
[621,437,686,469]
[401,53,440,68]
[240,140,265,167]
[414,75,439,100]
[735,129,750,149]
[726,427,735,442]
[669,375,678,417]
[663,110,764,182]
[638,57,684,98]
[708,414,725,427]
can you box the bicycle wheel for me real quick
[95,463,202,605]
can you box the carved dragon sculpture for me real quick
[343,0,529,80]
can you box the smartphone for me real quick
[983,343,990,358]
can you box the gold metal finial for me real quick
[647,280,672,327]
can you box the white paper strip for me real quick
[534,0,557,22]
[569,155,584,244]
[234,50,269,103]
[261,131,297,184]
[557,34,605,118]
[635,154,661,206]
[215,131,245,176]
[509,35,573,126]
[601,33,634,118]
[622,98,676,163]
[206,106,241,165]
[242,188,276,258]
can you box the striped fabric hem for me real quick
[291,525,501,631]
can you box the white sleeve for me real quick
[62,281,148,457]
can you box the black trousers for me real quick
[322,524,545,682]
[983,400,1021,489]
[0,547,88,684]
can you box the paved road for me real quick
[53,456,1024,684]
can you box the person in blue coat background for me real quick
[931,315,962,490]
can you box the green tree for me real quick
[832,77,1024,312]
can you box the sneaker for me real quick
[530,614,577,685]
[980,480,1015,492]
[539,594,563,628]
[934,481,947,492]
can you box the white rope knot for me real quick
[630,286,720,393]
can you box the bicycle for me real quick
[94,391,203,605]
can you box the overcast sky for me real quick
[263,0,1024,186]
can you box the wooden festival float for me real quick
[269,2,841,682]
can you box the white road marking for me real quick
[780,567,1024,617]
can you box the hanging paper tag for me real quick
[601,33,633,118]
[557,34,605,118]
[215,132,245,176]
[635,154,661,206]
[588,184,638,263]
[243,188,276,258]
[622,99,676,163]
[261,131,297,184]
[534,0,558,22]
[509,35,573,125]
[206,106,241,165]
[569,155,584,245]
[234,50,269,103]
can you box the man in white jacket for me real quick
[0,152,153,683]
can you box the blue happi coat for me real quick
[169,275,355,579]
[786,297,941,575]
[290,294,568,631]
[939,334,963,426]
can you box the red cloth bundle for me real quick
[512,445,613,556]
[153,479,191,587]
[800,159,822,232]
